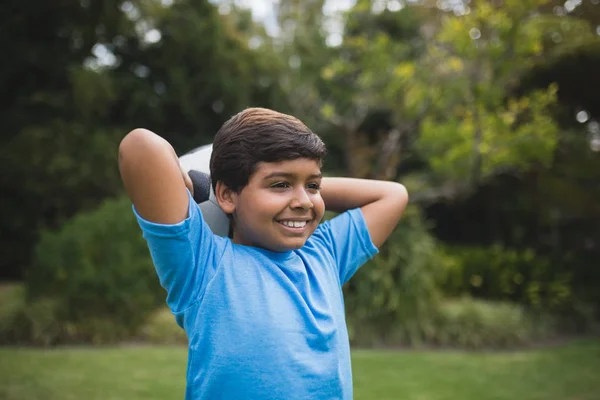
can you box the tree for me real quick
[417,0,565,187]
[0,0,285,280]
[0,0,133,279]
[315,0,431,178]
[317,0,597,199]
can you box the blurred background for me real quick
[1,0,599,399]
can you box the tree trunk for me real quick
[471,101,483,185]
[372,128,403,180]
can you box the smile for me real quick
[277,219,310,231]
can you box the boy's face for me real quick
[228,158,325,252]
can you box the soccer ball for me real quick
[179,144,230,237]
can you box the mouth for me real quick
[276,219,312,234]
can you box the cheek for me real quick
[247,195,287,218]
[312,194,325,215]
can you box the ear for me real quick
[214,181,237,214]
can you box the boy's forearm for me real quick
[320,177,406,213]
[321,177,408,247]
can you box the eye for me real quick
[270,182,290,189]
[306,182,321,191]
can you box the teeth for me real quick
[281,220,307,228]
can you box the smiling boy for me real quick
[118,108,408,399]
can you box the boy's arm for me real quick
[320,177,408,248]
[118,128,193,224]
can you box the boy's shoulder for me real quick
[316,208,367,234]
[305,208,368,249]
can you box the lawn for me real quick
[1,339,599,400]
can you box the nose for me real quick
[290,187,313,210]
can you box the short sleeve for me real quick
[133,190,225,316]
[312,208,378,284]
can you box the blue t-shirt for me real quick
[134,190,378,400]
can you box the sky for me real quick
[236,0,357,23]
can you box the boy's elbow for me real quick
[386,182,409,221]
[388,182,409,207]
[118,129,166,186]
[119,129,153,157]
[119,129,164,166]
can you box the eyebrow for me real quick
[262,172,322,180]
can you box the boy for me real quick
[118,108,408,399]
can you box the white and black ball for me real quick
[179,144,230,237]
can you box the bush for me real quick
[0,284,28,344]
[1,299,161,346]
[0,284,65,346]
[140,307,187,345]
[432,297,552,349]
[439,244,572,312]
[344,206,444,346]
[341,209,556,349]
[24,195,164,344]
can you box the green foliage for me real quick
[416,0,566,184]
[21,297,64,346]
[439,244,571,311]
[0,0,136,279]
[419,85,560,181]
[310,4,429,178]
[7,306,140,346]
[0,284,64,346]
[24,195,162,343]
[0,285,28,344]
[70,67,116,120]
[342,210,556,348]
[1,0,286,280]
[140,307,187,345]
[1,0,599,348]
[344,206,443,346]
[432,297,549,349]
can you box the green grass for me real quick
[1,340,599,400]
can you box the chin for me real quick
[287,241,306,250]
[274,239,308,252]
